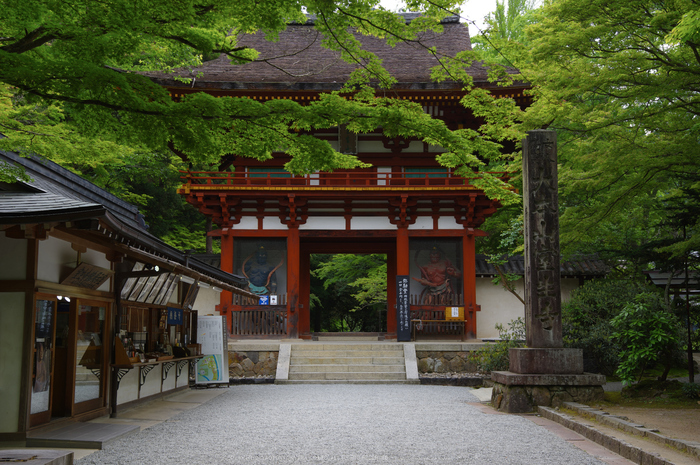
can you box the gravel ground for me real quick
[77,384,607,465]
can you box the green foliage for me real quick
[516,0,700,260]
[469,318,524,373]
[311,254,387,332]
[472,0,538,65]
[562,278,658,376]
[0,0,523,207]
[681,382,700,400]
[611,294,684,385]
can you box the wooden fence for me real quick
[230,309,288,336]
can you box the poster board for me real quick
[195,316,229,385]
[445,306,464,321]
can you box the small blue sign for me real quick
[259,295,269,305]
[167,306,183,325]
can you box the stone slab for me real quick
[509,347,584,374]
[0,450,73,465]
[492,371,606,386]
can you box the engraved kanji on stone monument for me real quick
[523,130,562,348]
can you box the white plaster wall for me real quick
[0,233,27,280]
[236,217,258,229]
[377,167,391,186]
[176,364,190,387]
[116,370,140,405]
[438,217,461,229]
[476,277,525,340]
[352,217,395,230]
[262,217,286,230]
[37,236,111,291]
[475,277,583,339]
[300,217,345,230]
[357,141,385,152]
[408,217,433,230]
[139,368,161,398]
[193,287,222,314]
[561,278,579,302]
[0,293,26,433]
[161,367,176,392]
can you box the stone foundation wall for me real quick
[491,383,605,413]
[415,351,478,373]
[228,351,278,379]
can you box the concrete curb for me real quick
[561,402,700,461]
[538,403,700,465]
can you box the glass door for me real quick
[29,298,56,426]
[73,300,108,414]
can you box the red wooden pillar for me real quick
[391,226,410,334]
[463,231,478,338]
[218,229,234,320]
[287,228,300,338]
[298,249,311,338]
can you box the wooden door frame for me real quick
[28,294,58,428]
[298,238,397,338]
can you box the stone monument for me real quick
[491,130,605,413]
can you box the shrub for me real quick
[611,293,684,385]
[681,382,700,399]
[470,318,524,373]
[562,278,657,376]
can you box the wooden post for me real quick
[218,230,234,319]
[463,232,477,338]
[287,228,300,338]
[394,227,409,337]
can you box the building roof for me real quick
[146,14,510,92]
[475,254,608,278]
[0,150,250,293]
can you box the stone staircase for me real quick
[275,343,419,384]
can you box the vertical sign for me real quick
[195,316,229,385]
[523,130,562,348]
[396,275,411,342]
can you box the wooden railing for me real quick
[179,171,496,188]
[410,293,464,306]
[410,308,466,340]
[230,309,288,336]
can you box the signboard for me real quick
[61,263,113,289]
[396,275,411,342]
[166,306,183,325]
[195,316,229,385]
[445,306,464,321]
[258,295,269,305]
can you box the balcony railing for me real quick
[180,171,492,188]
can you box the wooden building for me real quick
[152,14,533,340]
[0,150,252,439]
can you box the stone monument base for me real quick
[491,371,606,413]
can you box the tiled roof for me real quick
[0,150,249,289]
[146,14,504,91]
[0,192,104,223]
[0,151,146,230]
[475,254,608,278]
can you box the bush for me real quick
[681,382,700,399]
[470,318,524,373]
[611,293,684,385]
[562,278,657,376]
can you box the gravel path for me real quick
[77,385,607,465]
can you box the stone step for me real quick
[291,356,405,365]
[276,379,421,385]
[289,371,408,381]
[292,344,403,352]
[289,364,406,373]
[290,350,402,358]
